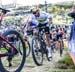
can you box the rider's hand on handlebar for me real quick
[0,12,5,22]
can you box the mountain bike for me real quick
[0,8,26,72]
[55,33,64,57]
[31,24,52,66]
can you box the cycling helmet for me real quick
[31,5,39,14]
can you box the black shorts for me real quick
[38,23,50,34]
[56,34,63,41]
[39,26,50,34]
[53,38,57,41]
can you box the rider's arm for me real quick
[0,12,5,22]
[49,17,52,24]
[0,9,9,22]
[47,13,52,24]
[25,16,32,30]
[0,8,10,24]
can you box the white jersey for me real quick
[30,11,51,25]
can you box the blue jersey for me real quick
[69,20,75,41]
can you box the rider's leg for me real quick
[45,27,52,58]
[59,37,63,56]
[33,28,40,49]
[45,34,52,58]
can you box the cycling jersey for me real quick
[24,11,51,36]
[30,11,51,26]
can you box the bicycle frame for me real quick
[33,27,47,50]
[0,35,18,58]
[0,8,18,58]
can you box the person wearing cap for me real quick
[68,6,75,64]
[68,6,75,41]
[26,6,52,59]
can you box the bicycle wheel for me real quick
[17,39,31,57]
[32,36,43,66]
[60,40,64,57]
[25,40,31,57]
[0,30,26,72]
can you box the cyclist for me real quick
[26,6,52,59]
[55,28,64,56]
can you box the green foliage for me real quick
[57,53,74,69]
[13,6,31,10]
[56,42,73,69]
[58,53,73,65]
[64,43,68,51]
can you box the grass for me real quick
[0,48,7,53]
[55,43,75,70]
[57,53,74,68]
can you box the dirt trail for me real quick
[22,51,66,72]
[21,40,73,72]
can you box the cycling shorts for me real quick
[37,23,50,34]
[56,33,63,41]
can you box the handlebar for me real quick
[0,8,10,23]
[0,7,10,14]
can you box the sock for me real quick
[47,47,52,57]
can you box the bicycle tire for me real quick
[0,30,26,72]
[25,40,31,57]
[59,40,64,57]
[31,36,43,66]
[18,39,31,57]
